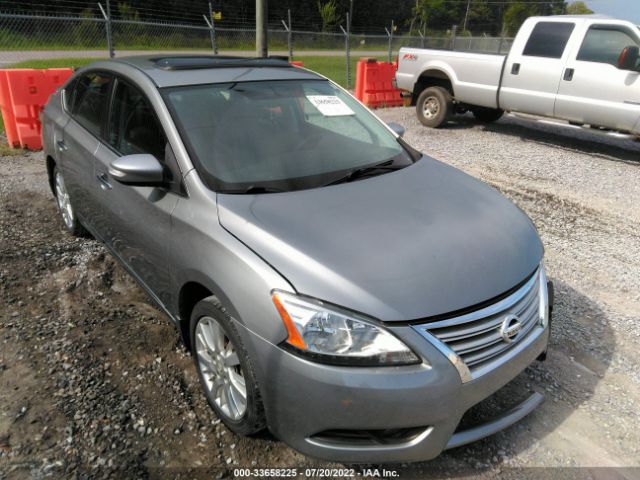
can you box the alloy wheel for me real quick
[55,171,74,229]
[195,316,247,421]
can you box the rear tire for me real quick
[190,296,266,436]
[472,107,504,123]
[53,166,88,237]
[416,87,452,128]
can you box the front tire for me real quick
[416,86,453,128]
[53,166,88,237]
[190,297,266,436]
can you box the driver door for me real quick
[93,77,182,307]
[555,23,640,131]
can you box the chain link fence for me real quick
[0,11,513,87]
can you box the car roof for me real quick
[106,55,325,88]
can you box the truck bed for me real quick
[396,47,507,109]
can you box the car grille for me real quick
[414,268,544,381]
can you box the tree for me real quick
[413,0,464,34]
[317,0,342,32]
[503,2,539,36]
[566,1,594,14]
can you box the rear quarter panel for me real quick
[397,47,505,108]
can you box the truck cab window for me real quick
[523,22,575,59]
[577,26,640,66]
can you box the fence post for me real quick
[203,3,218,54]
[385,19,394,63]
[287,9,292,61]
[98,1,114,58]
[340,12,350,89]
[281,9,292,61]
[450,24,457,50]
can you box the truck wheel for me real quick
[191,296,266,436]
[416,87,452,128]
[472,107,504,123]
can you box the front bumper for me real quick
[239,322,549,463]
[235,284,551,463]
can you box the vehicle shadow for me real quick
[382,279,615,478]
[446,114,640,166]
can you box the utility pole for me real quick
[256,0,268,57]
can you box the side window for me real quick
[577,26,640,66]
[523,22,575,59]
[71,73,113,137]
[63,78,78,112]
[108,80,166,162]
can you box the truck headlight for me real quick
[272,291,420,366]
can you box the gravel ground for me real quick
[1,109,639,479]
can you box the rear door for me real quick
[554,23,640,131]
[92,77,181,307]
[61,72,113,225]
[499,20,577,116]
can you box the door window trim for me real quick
[63,69,115,140]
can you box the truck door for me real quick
[554,23,640,132]
[499,20,576,117]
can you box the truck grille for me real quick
[414,268,545,381]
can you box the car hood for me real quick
[217,157,543,322]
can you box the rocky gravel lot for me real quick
[1,109,640,479]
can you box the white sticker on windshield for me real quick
[306,95,355,116]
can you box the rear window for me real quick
[523,22,575,59]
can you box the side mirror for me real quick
[617,45,639,71]
[387,121,406,137]
[108,154,164,186]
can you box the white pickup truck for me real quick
[395,15,640,134]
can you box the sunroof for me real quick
[153,56,292,70]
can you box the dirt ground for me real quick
[1,110,639,479]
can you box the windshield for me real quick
[163,79,414,192]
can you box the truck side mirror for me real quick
[617,45,639,71]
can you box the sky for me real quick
[585,0,640,24]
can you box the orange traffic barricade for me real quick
[354,58,403,109]
[0,68,73,150]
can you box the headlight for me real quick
[272,291,420,366]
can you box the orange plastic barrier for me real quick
[0,68,73,150]
[354,58,404,109]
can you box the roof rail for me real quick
[152,56,292,71]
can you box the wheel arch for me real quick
[178,281,215,351]
[46,155,57,196]
[412,68,455,105]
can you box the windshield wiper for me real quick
[223,185,284,194]
[324,160,405,187]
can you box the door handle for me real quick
[511,63,521,75]
[56,140,68,152]
[97,173,112,191]
[563,68,575,81]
